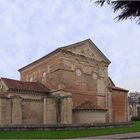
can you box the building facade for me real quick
[0,39,129,125]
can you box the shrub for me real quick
[131,116,140,121]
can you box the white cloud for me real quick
[0,0,140,92]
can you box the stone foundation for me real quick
[0,122,133,131]
[73,110,107,124]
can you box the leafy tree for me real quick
[95,1,140,24]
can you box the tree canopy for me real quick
[95,1,140,24]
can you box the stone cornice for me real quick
[8,89,50,95]
[60,49,109,66]
[72,108,107,112]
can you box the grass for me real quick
[0,122,139,139]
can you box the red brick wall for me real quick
[72,93,97,108]
[20,52,100,106]
[20,51,108,109]
[112,90,128,122]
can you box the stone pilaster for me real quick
[12,96,22,124]
[0,98,2,124]
[107,91,113,122]
[43,97,57,124]
[60,96,72,124]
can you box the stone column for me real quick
[60,96,73,124]
[43,98,47,124]
[0,98,2,124]
[43,97,57,124]
[12,97,22,124]
[108,91,113,122]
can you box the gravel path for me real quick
[85,132,140,140]
[72,132,140,139]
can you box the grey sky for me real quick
[0,0,140,92]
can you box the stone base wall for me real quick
[0,90,73,125]
[43,98,57,124]
[0,98,12,125]
[22,99,43,124]
[73,110,107,124]
[0,121,133,130]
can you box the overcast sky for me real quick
[0,0,140,92]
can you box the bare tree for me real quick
[129,92,140,105]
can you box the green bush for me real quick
[131,116,140,121]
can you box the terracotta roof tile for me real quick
[1,78,49,93]
[73,101,107,110]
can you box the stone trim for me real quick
[0,94,55,102]
[8,89,49,95]
[69,91,104,97]
[61,49,103,65]
[22,98,43,102]
[73,109,107,112]
[0,122,133,130]
[51,67,104,78]
[61,39,111,64]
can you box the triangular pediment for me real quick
[62,39,111,64]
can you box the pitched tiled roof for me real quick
[112,86,129,92]
[73,101,107,110]
[1,78,49,93]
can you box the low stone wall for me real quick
[0,122,133,131]
[73,110,106,124]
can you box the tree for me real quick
[95,1,140,24]
[129,92,140,105]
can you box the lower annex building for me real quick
[0,39,129,125]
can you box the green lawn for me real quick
[0,122,139,139]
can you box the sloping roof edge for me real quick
[19,39,111,72]
[62,39,111,64]
[18,48,61,72]
[112,86,129,92]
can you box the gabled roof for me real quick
[1,78,49,93]
[61,39,111,64]
[19,39,111,72]
[73,101,107,110]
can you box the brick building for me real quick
[0,39,128,125]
